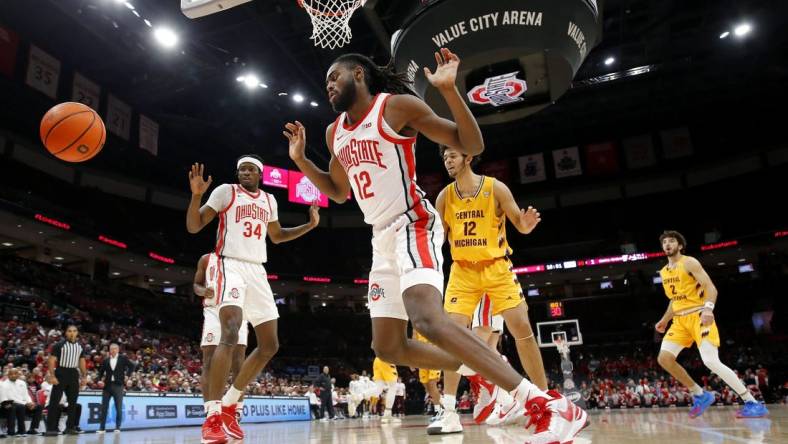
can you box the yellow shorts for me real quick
[665,312,720,348]
[373,358,398,383]
[413,331,442,383]
[444,257,524,317]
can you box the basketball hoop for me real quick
[554,337,570,356]
[297,0,365,49]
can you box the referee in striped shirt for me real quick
[45,325,87,436]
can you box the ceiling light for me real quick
[293,94,305,103]
[163,281,171,284]
[144,19,152,27]
[717,262,726,266]
[719,31,730,39]
[236,76,245,82]
[112,272,121,276]
[54,256,64,261]
[734,23,752,37]
[737,258,746,262]
[321,302,327,307]
[585,277,592,281]
[132,10,140,17]
[545,282,551,285]
[278,92,288,96]
[259,83,268,88]
[243,74,260,89]
[153,27,178,49]
[310,101,318,107]
[124,2,135,10]
[1,242,13,247]
[604,56,615,66]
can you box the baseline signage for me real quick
[79,393,310,431]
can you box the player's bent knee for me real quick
[657,351,676,368]
[220,330,240,345]
[371,341,401,363]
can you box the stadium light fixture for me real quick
[310,101,318,107]
[604,56,615,66]
[293,93,305,103]
[124,2,135,10]
[2,242,13,247]
[153,27,178,49]
[734,23,752,37]
[719,31,730,39]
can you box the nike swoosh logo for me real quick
[555,400,576,422]
[498,401,518,419]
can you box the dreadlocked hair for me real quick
[334,53,415,96]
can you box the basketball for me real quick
[39,102,106,162]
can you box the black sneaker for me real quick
[44,430,60,436]
[65,428,80,435]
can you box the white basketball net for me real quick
[554,338,570,356]
[298,0,364,49]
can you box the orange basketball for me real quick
[40,102,106,162]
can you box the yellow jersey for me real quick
[372,357,397,382]
[659,256,705,313]
[443,176,512,262]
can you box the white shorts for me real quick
[367,210,444,320]
[472,294,504,332]
[200,306,249,347]
[206,254,278,327]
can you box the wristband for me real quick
[704,301,715,311]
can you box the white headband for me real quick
[237,156,263,173]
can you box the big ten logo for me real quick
[368,283,385,302]
[88,402,126,424]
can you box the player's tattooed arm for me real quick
[385,49,483,156]
[493,180,541,235]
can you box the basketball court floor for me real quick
[17,405,785,443]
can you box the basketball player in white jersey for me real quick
[347,374,364,418]
[284,49,587,443]
[187,155,320,444]
[194,253,248,422]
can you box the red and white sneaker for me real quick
[523,391,589,444]
[201,414,227,444]
[486,399,526,426]
[220,404,244,440]
[468,374,500,424]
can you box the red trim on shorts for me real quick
[377,94,417,144]
[401,142,434,269]
[216,257,225,304]
[482,295,492,327]
[342,94,380,131]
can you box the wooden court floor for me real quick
[21,405,786,443]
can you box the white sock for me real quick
[689,384,704,396]
[510,379,548,404]
[236,400,244,413]
[443,394,457,412]
[699,341,754,404]
[207,400,222,416]
[222,386,243,406]
[456,364,475,376]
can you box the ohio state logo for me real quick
[205,333,214,343]
[467,72,527,107]
[369,283,384,302]
[230,288,240,299]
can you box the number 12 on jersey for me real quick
[353,171,374,200]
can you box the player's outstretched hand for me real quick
[309,201,320,228]
[424,47,460,91]
[700,309,714,327]
[520,206,541,234]
[284,121,306,162]
[655,318,668,334]
[188,163,212,196]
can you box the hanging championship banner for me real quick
[107,95,132,140]
[26,45,60,99]
[0,26,20,78]
[552,147,582,178]
[72,72,101,111]
[623,134,656,169]
[518,153,546,183]
[139,114,159,156]
[661,127,693,159]
[584,142,618,175]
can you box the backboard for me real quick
[536,319,583,348]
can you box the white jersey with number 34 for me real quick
[203,184,278,263]
[332,93,429,228]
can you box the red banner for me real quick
[478,159,511,183]
[584,142,619,175]
[0,26,19,78]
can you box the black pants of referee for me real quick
[319,389,335,419]
[46,368,80,432]
[98,384,124,430]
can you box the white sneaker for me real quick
[426,410,463,435]
[429,408,445,423]
[381,411,400,424]
[488,396,528,427]
[468,374,499,424]
[95,430,106,435]
[524,391,589,444]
